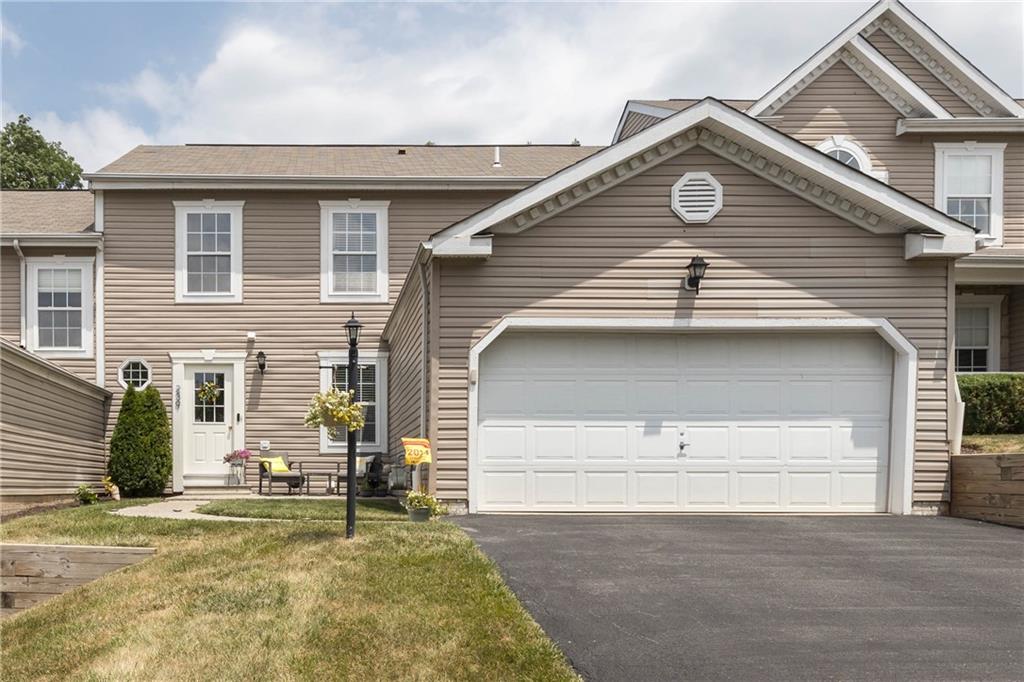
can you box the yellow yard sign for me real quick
[402,437,433,465]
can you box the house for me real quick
[0,0,1020,514]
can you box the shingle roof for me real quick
[634,99,756,112]
[90,144,604,179]
[0,190,95,235]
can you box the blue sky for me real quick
[2,1,1021,173]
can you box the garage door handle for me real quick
[678,441,691,455]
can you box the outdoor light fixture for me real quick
[256,351,267,375]
[684,255,710,294]
[345,312,363,346]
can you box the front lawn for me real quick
[0,500,576,681]
[961,434,1024,454]
[197,497,406,521]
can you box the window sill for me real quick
[175,293,243,304]
[320,292,388,304]
[31,349,94,360]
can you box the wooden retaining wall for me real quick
[950,454,1024,528]
[0,543,155,617]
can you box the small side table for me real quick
[228,462,245,486]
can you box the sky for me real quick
[2,1,1022,174]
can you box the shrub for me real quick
[108,385,173,496]
[959,373,1024,435]
[75,483,98,505]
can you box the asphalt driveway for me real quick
[455,515,1023,681]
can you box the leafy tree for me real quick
[1,114,83,189]
[108,385,173,496]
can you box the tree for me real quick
[108,385,173,496]
[1,114,83,189]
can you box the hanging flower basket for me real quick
[304,388,366,440]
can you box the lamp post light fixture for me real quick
[256,351,267,375]
[344,312,363,539]
[684,255,710,294]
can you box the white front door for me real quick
[183,364,233,481]
[474,331,893,513]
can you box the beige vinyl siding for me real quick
[0,340,110,498]
[1009,286,1024,371]
[865,31,979,117]
[383,259,426,462]
[435,146,952,505]
[774,61,1024,248]
[619,112,665,140]
[0,246,97,383]
[102,189,508,479]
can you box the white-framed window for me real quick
[25,257,94,358]
[317,349,388,452]
[816,135,889,182]
[320,200,389,303]
[935,143,1005,244]
[174,200,244,303]
[955,296,1002,373]
[118,358,153,389]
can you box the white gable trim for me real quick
[843,35,950,118]
[429,99,975,254]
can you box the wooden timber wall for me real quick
[950,454,1024,528]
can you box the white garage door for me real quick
[475,331,893,512]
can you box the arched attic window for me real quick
[816,135,889,183]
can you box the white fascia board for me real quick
[747,0,891,117]
[611,101,678,143]
[904,233,976,259]
[433,99,974,246]
[886,2,1024,118]
[846,35,951,118]
[896,118,1024,135]
[83,174,548,192]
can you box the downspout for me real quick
[95,243,105,388]
[13,239,26,347]
[414,253,430,492]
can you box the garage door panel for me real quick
[476,332,893,512]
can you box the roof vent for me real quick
[671,172,722,223]
[492,146,502,168]
[397,148,407,155]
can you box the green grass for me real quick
[196,497,406,521]
[962,433,1024,454]
[0,500,577,681]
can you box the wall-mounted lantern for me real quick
[256,351,267,375]
[684,255,710,294]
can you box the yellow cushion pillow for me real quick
[260,457,289,473]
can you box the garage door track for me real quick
[456,515,1023,681]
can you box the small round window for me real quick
[826,149,860,170]
[118,358,152,390]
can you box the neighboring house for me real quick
[1,0,1019,514]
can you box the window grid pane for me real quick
[330,362,377,444]
[121,361,150,388]
[955,306,992,372]
[185,212,232,293]
[331,212,379,294]
[36,267,84,349]
[193,372,226,423]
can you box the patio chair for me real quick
[257,452,308,495]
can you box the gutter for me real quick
[896,118,1024,136]
[83,173,550,192]
[1,233,103,248]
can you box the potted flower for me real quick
[303,388,365,440]
[403,491,447,522]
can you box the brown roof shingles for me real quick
[91,144,604,179]
[0,191,95,235]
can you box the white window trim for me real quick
[816,135,888,183]
[934,143,1005,245]
[118,357,153,390]
[955,294,1002,373]
[25,256,94,359]
[317,349,388,453]
[319,200,390,303]
[174,200,244,303]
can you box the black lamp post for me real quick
[344,313,363,539]
[684,255,710,294]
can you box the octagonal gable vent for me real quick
[671,172,723,223]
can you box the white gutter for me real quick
[94,244,105,388]
[0,233,103,248]
[83,173,554,192]
[897,118,1024,135]
[13,239,26,346]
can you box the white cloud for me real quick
[1,20,26,54]
[21,2,1023,173]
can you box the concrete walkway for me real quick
[110,499,269,522]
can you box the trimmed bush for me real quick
[108,385,172,496]
[959,373,1024,435]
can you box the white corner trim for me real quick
[169,350,247,492]
[671,171,723,223]
[319,200,390,304]
[24,256,95,360]
[94,190,104,233]
[845,35,951,119]
[465,316,918,515]
[955,294,1003,372]
[933,142,1005,245]
[173,200,244,304]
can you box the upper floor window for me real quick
[174,200,244,303]
[320,201,389,303]
[317,350,388,452]
[26,257,94,358]
[816,136,889,182]
[955,296,1002,372]
[935,143,1005,244]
